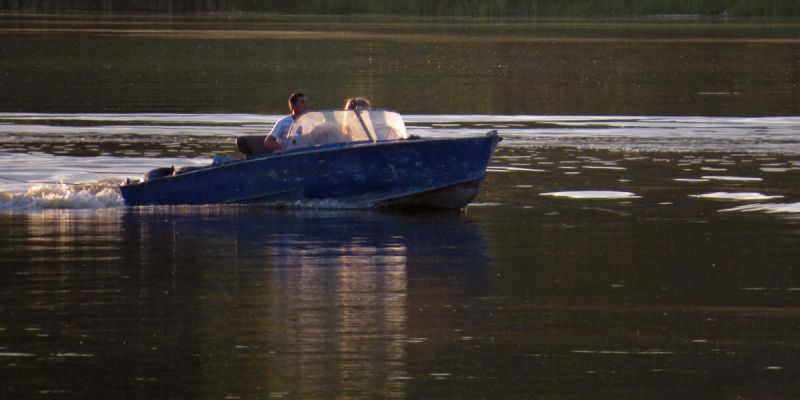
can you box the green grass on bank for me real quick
[1,0,800,17]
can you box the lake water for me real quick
[1,14,800,399]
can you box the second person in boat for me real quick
[344,97,371,111]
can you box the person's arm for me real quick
[264,135,282,152]
[264,117,289,152]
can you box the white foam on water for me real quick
[0,181,124,211]
[540,191,641,199]
[702,175,763,182]
[690,192,784,201]
[719,202,800,214]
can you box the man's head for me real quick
[288,92,309,116]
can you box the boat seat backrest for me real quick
[237,135,269,156]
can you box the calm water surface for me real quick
[1,14,800,399]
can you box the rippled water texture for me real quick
[2,113,800,399]
[2,14,800,400]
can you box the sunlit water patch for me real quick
[405,115,800,154]
[720,202,800,214]
[487,166,546,173]
[674,178,710,183]
[582,165,626,171]
[466,202,504,207]
[702,175,764,182]
[761,167,791,173]
[690,192,784,201]
[540,191,640,199]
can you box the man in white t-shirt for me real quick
[264,92,309,152]
[235,92,309,156]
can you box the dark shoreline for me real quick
[1,0,799,18]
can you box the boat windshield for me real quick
[282,110,409,151]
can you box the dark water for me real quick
[1,14,800,399]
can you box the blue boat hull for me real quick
[120,133,501,209]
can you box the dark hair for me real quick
[288,92,306,105]
[344,97,371,111]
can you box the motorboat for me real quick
[119,109,501,209]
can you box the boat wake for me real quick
[0,185,414,211]
[0,181,372,212]
[0,180,124,211]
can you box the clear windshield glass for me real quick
[282,110,408,151]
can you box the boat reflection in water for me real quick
[117,206,489,398]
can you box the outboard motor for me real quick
[143,166,175,181]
